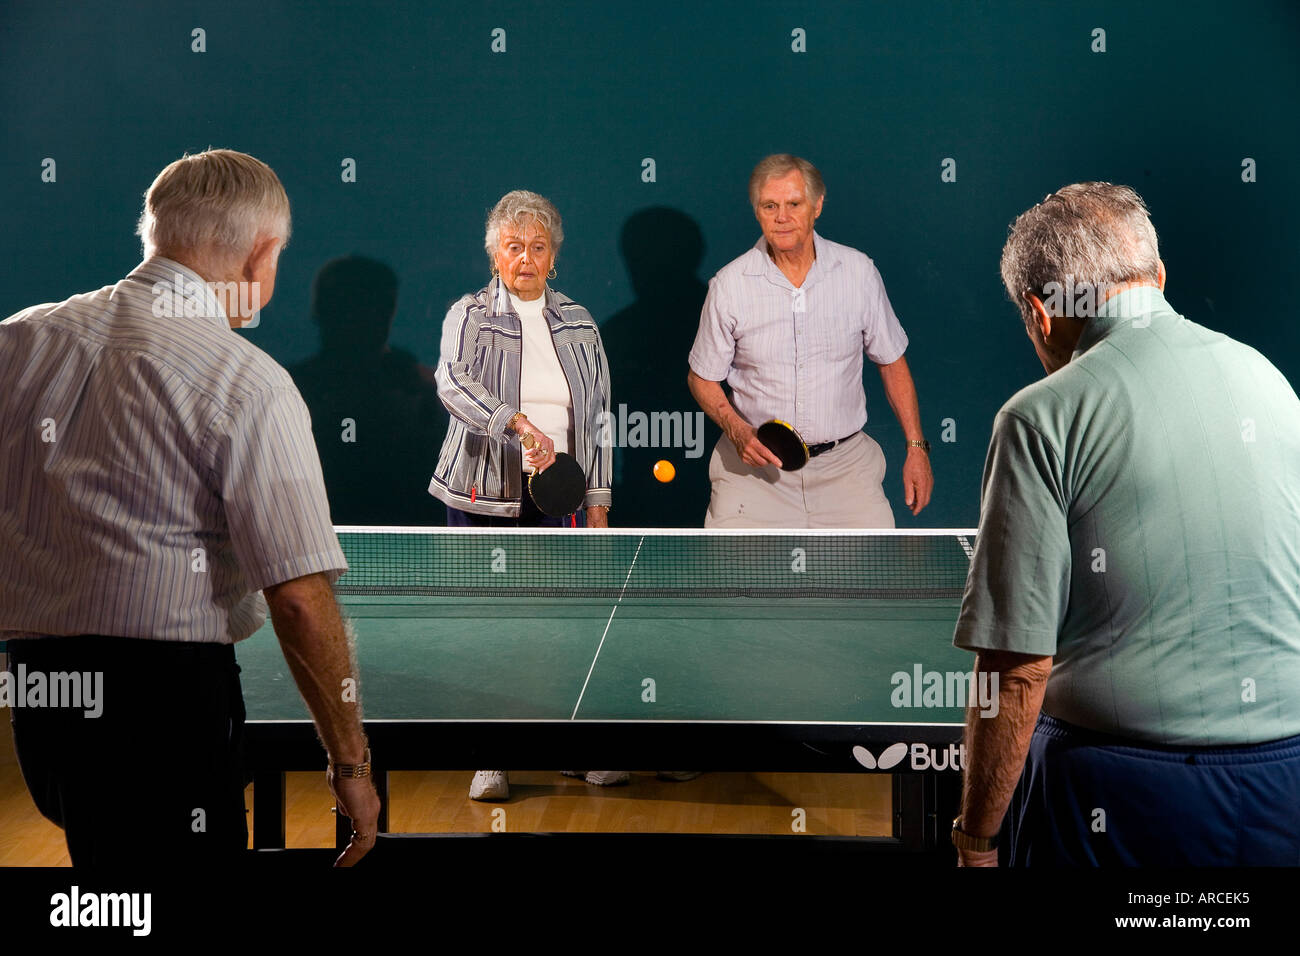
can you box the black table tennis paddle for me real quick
[756,419,809,472]
[521,434,587,516]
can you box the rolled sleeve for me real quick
[211,387,347,592]
[953,410,1070,656]
[863,261,909,366]
[688,277,737,381]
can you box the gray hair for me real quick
[1000,182,1160,323]
[484,190,564,267]
[136,148,291,269]
[748,154,827,210]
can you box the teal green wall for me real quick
[3,0,1297,527]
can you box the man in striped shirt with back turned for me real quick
[688,154,933,528]
[0,149,379,866]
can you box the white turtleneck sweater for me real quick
[511,291,573,458]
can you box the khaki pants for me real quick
[704,431,896,529]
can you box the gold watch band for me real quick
[951,816,998,852]
[331,747,373,779]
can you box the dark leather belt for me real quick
[807,432,859,459]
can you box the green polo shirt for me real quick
[954,286,1300,745]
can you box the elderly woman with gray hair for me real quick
[429,189,612,531]
[429,190,619,801]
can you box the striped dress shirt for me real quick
[0,258,346,644]
[689,231,908,444]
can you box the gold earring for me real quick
[547,267,557,280]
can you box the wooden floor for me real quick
[1,715,893,862]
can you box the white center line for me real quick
[571,535,645,720]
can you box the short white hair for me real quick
[136,148,291,268]
[1001,182,1160,323]
[748,154,826,210]
[484,190,563,268]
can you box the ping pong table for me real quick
[239,527,980,853]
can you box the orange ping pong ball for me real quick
[653,459,676,483]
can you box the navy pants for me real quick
[1005,713,1300,865]
[447,486,585,528]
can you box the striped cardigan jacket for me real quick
[429,278,612,516]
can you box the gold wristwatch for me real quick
[907,439,931,453]
[331,747,373,779]
[951,816,998,852]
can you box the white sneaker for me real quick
[469,770,509,800]
[563,770,629,786]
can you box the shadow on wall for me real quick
[601,207,720,527]
[287,255,447,526]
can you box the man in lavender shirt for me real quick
[688,154,933,527]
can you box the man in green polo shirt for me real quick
[951,182,1300,866]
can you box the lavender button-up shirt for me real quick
[689,231,908,445]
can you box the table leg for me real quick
[893,772,961,854]
[252,770,286,849]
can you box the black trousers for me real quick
[7,635,249,867]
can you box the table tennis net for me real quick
[332,529,976,600]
